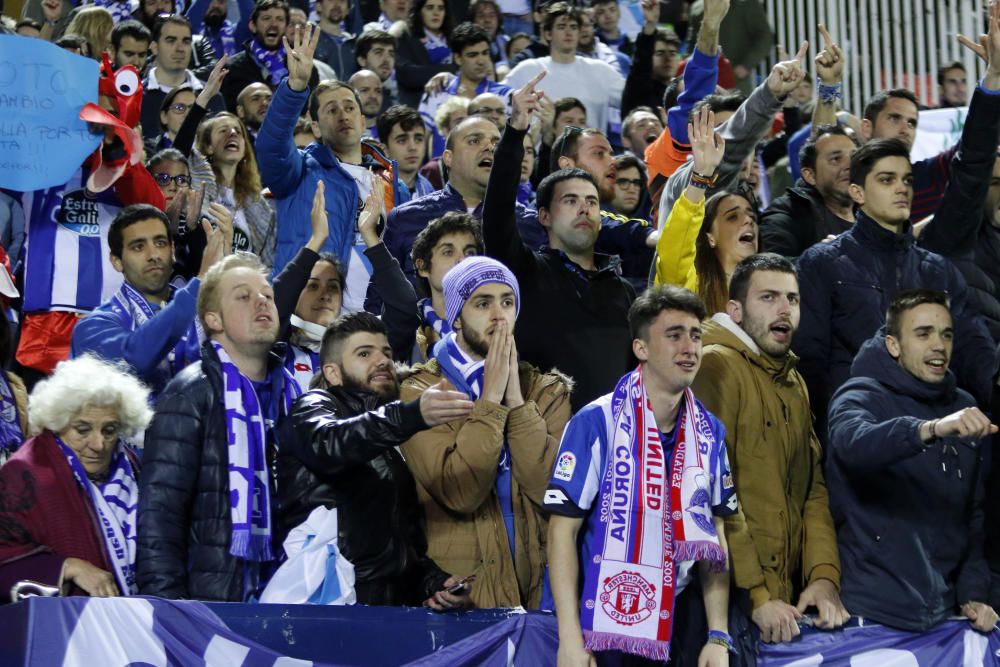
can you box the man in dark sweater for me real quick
[482,73,636,412]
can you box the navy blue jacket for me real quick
[827,334,989,631]
[382,182,547,288]
[793,210,995,439]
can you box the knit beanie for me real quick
[442,257,520,327]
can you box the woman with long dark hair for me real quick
[654,108,759,315]
[392,0,456,106]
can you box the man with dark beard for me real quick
[692,253,848,645]
[277,312,477,607]
[220,0,319,111]
[399,257,571,608]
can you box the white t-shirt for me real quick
[339,163,375,313]
[503,56,625,134]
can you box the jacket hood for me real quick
[703,313,799,380]
[849,330,957,402]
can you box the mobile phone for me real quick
[446,574,476,594]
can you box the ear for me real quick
[110,253,124,274]
[150,41,159,57]
[442,149,453,170]
[322,362,343,386]
[557,155,574,170]
[311,120,322,140]
[236,105,247,121]
[632,337,648,362]
[203,310,224,334]
[800,166,817,187]
[356,55,366,68]
[859,117,873,143]
[706,233,716,249]
[537,207,552,230]
[249,18,258,35]
[726,299,743,324]
[885,334,901,360]
[848,182,865,207]
[415,258,430,279]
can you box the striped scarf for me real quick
[213,342,301,564]
[57,437,138,595]
[580,368,727,660]
[419,298,450,338]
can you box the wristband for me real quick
[817,81,844,105]
[690,170,718,189]
[707,630,735,653]
[928,419,939,441]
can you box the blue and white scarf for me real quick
[249,38,289,87]
[109,281,202,381]
[207,20,238,58]
[91,0,134,25]
[213,342,301,563]
[580,368,726,660]
[0,373,23,459]
[419,298,450,338]
[423,32,451,64]
[57,437,138,595]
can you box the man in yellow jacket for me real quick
[399,256,571,608]
[692,253,849,643]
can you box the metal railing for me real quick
[758,0,985,111]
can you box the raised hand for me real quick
[689,106,725,176]
[357,184,385,248]
[306,180,330,252]
[814,24,844,85]
[702,0,730,31]
[419,380,474,426]
[198,216,226,278]
[640,0,659,30]
[767,41,809,98]
[510,70,546,131]
[197,55,229,108]
[283,22,320,92]
[206,202,235,253]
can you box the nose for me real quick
[85,429,110,455]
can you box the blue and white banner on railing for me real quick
[25,596,337,667]
[758,618,1000,667]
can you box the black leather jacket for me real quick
[276,387,450,605]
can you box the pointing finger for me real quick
[793,40,809,63]
[818,23,834,48]
[525,70,547,89]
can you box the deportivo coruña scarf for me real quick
[212,342,301,564]
[419,298,450,338]
[249,38,289,87]
[580,368,727,660]
[110,281,203,380]
[57,437,139,595]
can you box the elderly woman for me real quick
[0,356,151,601]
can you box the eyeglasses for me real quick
[153,172,192,187]
[552,124,584,162]
[616,178,643,190]
[168,102,193,115]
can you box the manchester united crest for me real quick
[599,571,657,625]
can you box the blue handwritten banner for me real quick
[0,35,102,191]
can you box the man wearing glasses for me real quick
[826,289,999,634]
[140,15,226,143]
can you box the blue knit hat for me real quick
[442,257,520,327]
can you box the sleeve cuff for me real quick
[691,46,720,66]
[749,584,771,609]
[807,564,841,589]
[978,80,1000,95]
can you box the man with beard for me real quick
[220,0,320,112]
[551,125,657,292]
[70,205,224,399]
[760,125,858,258]
[826,289,998,633]
[355,29,399,108]
[692,254,848,645]
[110,20,152,73]
[314,0,358,81]
[235,82,273,141]
[138,253,303,601]
[399,257,571,608]
[348,70,384,139]
[187,0,252,59]
[277,311,477,607]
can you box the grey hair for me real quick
[28,355,153,437]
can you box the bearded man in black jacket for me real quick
[277,311,476,608]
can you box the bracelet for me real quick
[690,170,718,189]
[817,81,844,105]
[928,418,938,441]
[707,630,735,652]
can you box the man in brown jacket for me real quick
[399,256,571,608]
[692,253,849,643]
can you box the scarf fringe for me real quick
[230,532,275,562]
[584,630,672,661]
[673,541,728,572]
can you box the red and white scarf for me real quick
[580,367,727,660]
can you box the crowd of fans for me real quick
[1,0,1000,663]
